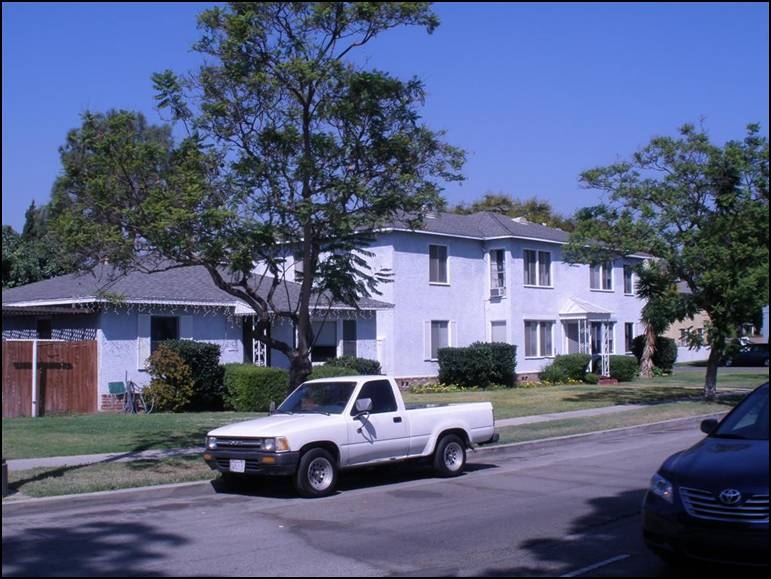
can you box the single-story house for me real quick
[2,264,389,414]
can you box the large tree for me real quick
[51,2,464,386]
[2,202,76,288]
[565,123,769,399]
[453,192,574,231]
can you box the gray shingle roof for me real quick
[2,264,391,313]
[386,211,570,243]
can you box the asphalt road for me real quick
[1,418,765,577]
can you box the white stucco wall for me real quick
[99,307,244,404]
[366,231,647,379]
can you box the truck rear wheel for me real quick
[433,434,466,477]
[295,448,337,498]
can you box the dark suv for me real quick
[722,343,769,367]
[642,382,769,566]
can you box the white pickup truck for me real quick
[203,375,499,497]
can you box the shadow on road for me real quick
[210,461,498,499]
[2,520,187,577]
[475,487,768,577]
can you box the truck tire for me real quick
[295,448,338,498]
[433,434,466,477]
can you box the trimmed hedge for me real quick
[155,340,225,410]
[223,365,290,412]
[609,355,639,382]
[324,356,381,375]
[552,354,592,382]
[438,342,516,388]
[307,365,359,380]
[631,335,678,372]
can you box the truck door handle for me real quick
[393,416,402,423]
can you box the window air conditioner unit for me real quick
[490,287,506,299]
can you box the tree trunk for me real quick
[703,347,721,401]
[288,352,313,389]
[639,324,656,379]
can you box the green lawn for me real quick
[3,371,765,460]
[3,371,766,499]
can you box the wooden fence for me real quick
[2,340,97,417]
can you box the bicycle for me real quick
[108,377,152,414]
[124,379,154,414]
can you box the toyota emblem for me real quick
[718,488,742,505]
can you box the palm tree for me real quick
[635,261,683,378]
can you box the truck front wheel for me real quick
[295,448,338,498]
[433,434,466,477]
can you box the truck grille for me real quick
[214,438,266,450]
[680,486,769,523]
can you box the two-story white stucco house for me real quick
[351,211,647,380]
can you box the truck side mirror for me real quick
[355,398,373,416]
[269,401,276,415]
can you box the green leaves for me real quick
[566,122,769,394]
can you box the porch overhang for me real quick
[559,298,612,320]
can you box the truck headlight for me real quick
[206,436,217,449]
[649,473,674,503]
[263,437,289,452]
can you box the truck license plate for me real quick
[229,459,245,473]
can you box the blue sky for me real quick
[2,2,769,232]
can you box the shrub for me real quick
[538,363,568,384]
[156,340,225,410]
[144,346,195,412]
[306,365,359,380]
[551,354,592,381]
[223,364,290,412]
[631,335,679,372]
[584,372,599,384]
[609,355,639,382]
[324,356,381,375]
[438,342,516,389]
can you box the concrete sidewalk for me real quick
[6,403,649,472]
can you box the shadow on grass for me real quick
[565,388,745,407]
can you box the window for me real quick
[36,319,52,340]
[312,321,338,363]
[429,244,448,284]
[352,379,397,414]
[293,253,304,283]
[490,249,505,289]
[623,266,635,295]
[625,323,635,353]
[491,320,507,343]
[428,320,449,360]
[590,262,613,290]
[524,321,554,357]
[590,322,615,354]
[524,250,551,287]
[342,320,357,357]
[151,316,179,353]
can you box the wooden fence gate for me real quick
[2,340,97,417]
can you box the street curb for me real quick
[1,412,725,509]
[474,411,726,456]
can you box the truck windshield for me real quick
[278,381,357,415]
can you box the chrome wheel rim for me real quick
[308,457,334,491]
[444,442,463,471]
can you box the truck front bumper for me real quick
[203,449,300,476]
